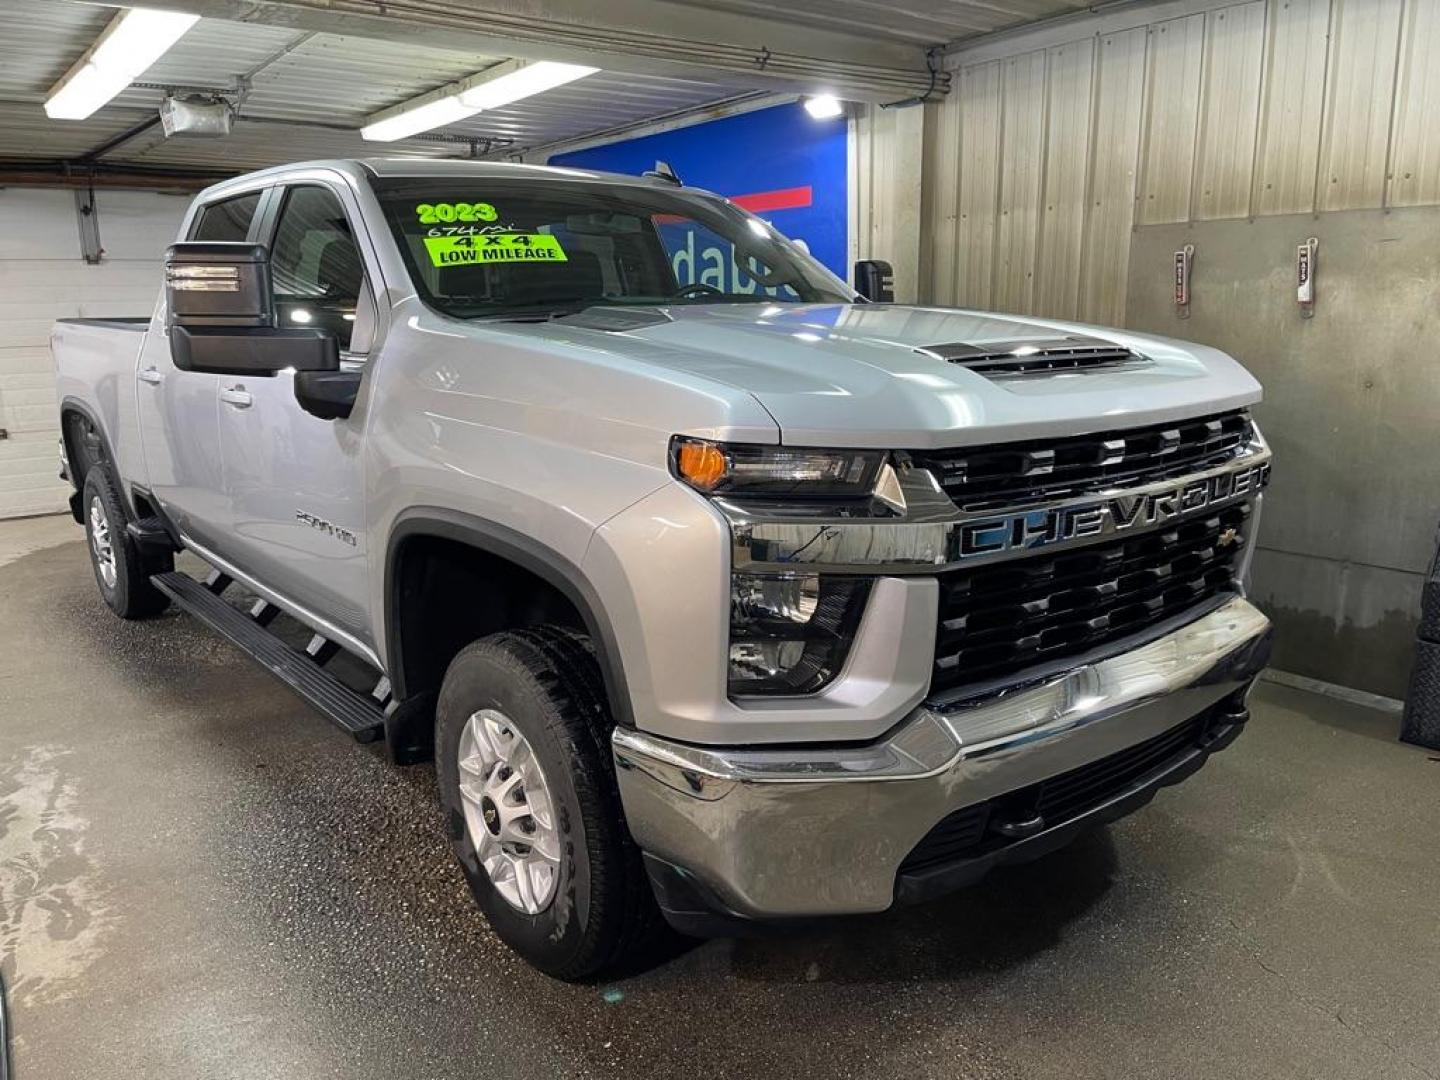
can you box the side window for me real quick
[190,191,262,242]
[269,185,369,351]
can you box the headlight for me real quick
[671,437,885,500]
[672,437,883,695]
[728,573,871,695]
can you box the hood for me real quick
[509,303,1263,449]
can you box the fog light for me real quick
[733,573,820,624]
[728,573,871,695]
[729,640,807,681]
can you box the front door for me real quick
[214,180,378,651]
[137,188,267,551]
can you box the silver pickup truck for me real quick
[52,159,1273,978]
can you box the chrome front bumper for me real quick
[613,596,1272,921]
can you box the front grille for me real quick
[931,503,1249,696]
[899,714,1207,873]
[911,409,1253,512]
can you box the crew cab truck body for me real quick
[53,159,1273,977]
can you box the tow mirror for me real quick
[853,259,894,303]
[165,242,271,327]
[164,242,338,378]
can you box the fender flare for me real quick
[383,507,635,729]
[58,395,135,520]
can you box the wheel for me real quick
[435,626,659,979]
[82,468,171,619]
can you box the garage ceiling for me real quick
[673,0,1099,46]
[0,0,761,172]
[0,0,1090,176]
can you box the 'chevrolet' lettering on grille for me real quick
[953,459,1271,560]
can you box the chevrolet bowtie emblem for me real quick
[1217,527,1239,547]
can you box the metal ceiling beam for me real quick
[0,160,231,191]
[137,0,949,102]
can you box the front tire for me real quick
[82,468,171,619]
[435,626,658,980]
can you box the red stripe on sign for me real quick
[730,185,813,213]
[650,186,815,224]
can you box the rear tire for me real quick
[435,626,659,980]
[82,468,171,619]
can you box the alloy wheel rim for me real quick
[88,497,117,589]
[457,709,560,914]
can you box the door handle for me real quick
[137,367,163,385]
[220,386,253,409]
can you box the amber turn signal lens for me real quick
[675,440,728,490]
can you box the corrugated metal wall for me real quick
[852,102,925,301]
[882,0,1440,322]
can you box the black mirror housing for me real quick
[854,259,894,303]
[165,242,274,327]
[295,369,361,420]
[169,325,339,376]
[164,241,340,377]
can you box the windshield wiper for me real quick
[668,293,784,304]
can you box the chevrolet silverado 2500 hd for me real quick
[52,159,1273,978]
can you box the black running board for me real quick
[152,571,385,743]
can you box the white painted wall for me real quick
[0,188,187,519]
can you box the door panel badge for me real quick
[296,509,358,548]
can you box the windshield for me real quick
[373,177,854,319]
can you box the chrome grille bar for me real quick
[912,410,1254,512]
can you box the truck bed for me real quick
[52,315,153,503]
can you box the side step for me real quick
[152,571,385,743]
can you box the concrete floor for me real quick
[1,513,1437,1080]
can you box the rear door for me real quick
[136,188,267,550]
[213,179,379,650]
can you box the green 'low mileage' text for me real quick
[423,234,568,267]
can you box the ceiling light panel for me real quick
[361,59,599,142]
[45,7,200,120]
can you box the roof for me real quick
[188,156,693,206]
[357,158,660,184]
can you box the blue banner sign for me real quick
[548,102,848,282]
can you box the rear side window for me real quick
[190,191,262,242]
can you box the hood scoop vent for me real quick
[553,306,673,332]
[917,335,1150,377]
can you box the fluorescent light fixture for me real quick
[45,8,200,120]
[803,95,844,120]
[362,60,599,142]
[459,61,599,110]
[361,96,475,144]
